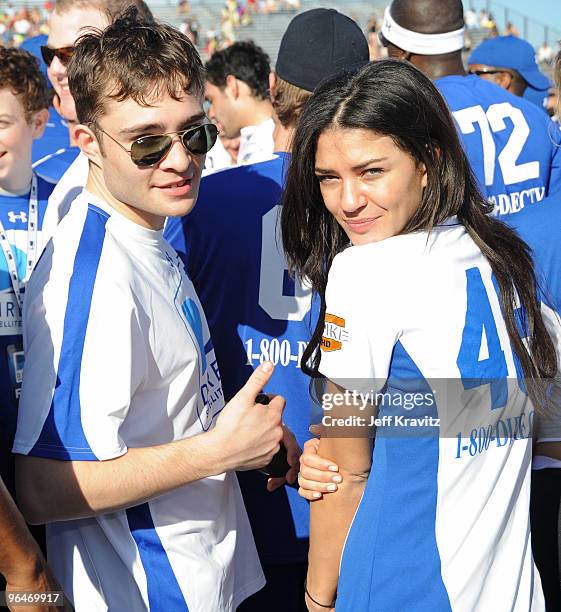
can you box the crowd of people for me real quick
[2,0,561,611]
[0,3,50,47]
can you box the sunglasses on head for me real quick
[97,123,219,167]
[40,45,75,66]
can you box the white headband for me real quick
[381,7,465,55]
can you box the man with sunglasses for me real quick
[380,0,561,218]
[34,0,153,250]
[468,35,553,111]
[12,12,290,611]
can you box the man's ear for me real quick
[225,74,240,99]
[496,70,513,92]
[73,123,104,168]
[269,72,277,103]
[30,108,50,140]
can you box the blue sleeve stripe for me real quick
[126,502,189,611]
[30,205,109,461]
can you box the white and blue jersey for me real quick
[320,220,544,611]
[13,190,264,611]
[436,75,561,217]
[165,153,318,565]
[39,151,89,255]
[0,175,53,495]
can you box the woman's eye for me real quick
[316,174,337,183]
[364,168,383,176]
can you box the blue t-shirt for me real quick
[506,192,561,310]
[436,75,561,217]
[0,175,53,496]
[33,144,80,183]
[31,106,79,182]
[165,154,318,564]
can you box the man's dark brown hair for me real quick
[0,48,50,121]
[67,7,204,127]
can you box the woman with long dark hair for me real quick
[281,59,557,611]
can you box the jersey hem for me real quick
[232,573,266,610]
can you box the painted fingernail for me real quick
[313,492,321,499]
[327,483,337,491]
[328,465,339,472]
[332,475,342,483]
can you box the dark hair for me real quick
[205,41,271,100]
[0,47,50,121]
[281,59,556,407]
[54,0,154,22]
[67,7,203,126]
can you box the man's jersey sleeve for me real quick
[13,235,146,461]
[547,122,561,198]
[319,249,401,391]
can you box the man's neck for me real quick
[239,100,273,132]
[412,53,467,81]
[273,120,295,154]
[86,164,164,231]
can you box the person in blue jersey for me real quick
[0,46,55,598]
[281,59,559,612]
[13,12,300,611]
[502,193,561,612]
[165,9,369,611]
[467,35,552,114]
[378,0,561,219]
[468,35,551,101]
[0,46,52,499]
[18,33,78,180]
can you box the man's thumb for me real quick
[237,362,275,402]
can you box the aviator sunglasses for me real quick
[96,123,219,167]
[40,45,75,66]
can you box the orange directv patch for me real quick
[321,337,342,352]
[325,313,345,327]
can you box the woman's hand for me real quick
[297,436,343,501]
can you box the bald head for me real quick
[391,0,463,34]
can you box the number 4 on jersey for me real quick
[457,267,508,409]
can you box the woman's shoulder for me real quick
[332,224,463,268]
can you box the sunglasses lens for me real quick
[57,47,75,65]
[183,124,219,155]
[40,46,55,66]
[130,135,172,167]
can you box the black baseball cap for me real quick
[276,8,369,93]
